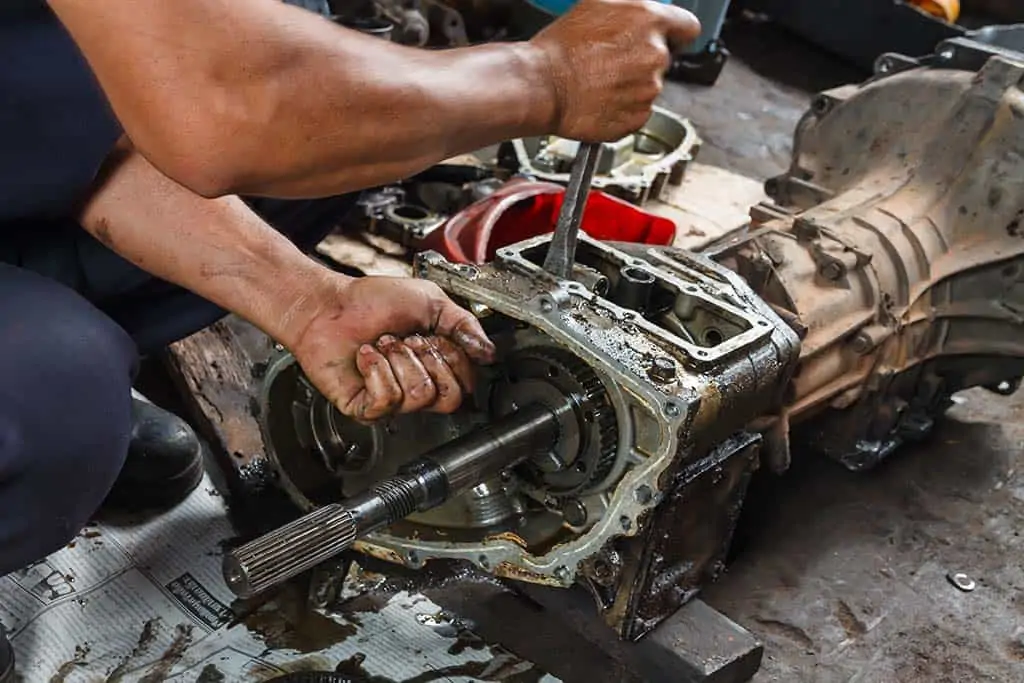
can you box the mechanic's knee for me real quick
[0,265,137,574]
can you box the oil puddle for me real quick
[332,650,545,683]
[49,644,90,683]
[105,617,162,682]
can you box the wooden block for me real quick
[163,316,277,494]
[515,584,763,683]
[633,599,764,683]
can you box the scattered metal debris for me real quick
[947,572,977,593]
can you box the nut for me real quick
[648,356,677,383]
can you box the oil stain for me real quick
[754,617,815,650]
[332,648,544,683]
[244,590,357,654]
[195,663,226,683]
[105,617,162,682]
[49,644,90,683]
[834,599,866,639]
[137,623,193,683]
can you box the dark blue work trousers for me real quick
[0,6,354,575]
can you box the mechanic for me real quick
[0,0,699,674]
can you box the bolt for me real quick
[663,401,681,418]
[539,298,554,313]
[619,515,632,531]
[635,485,653,505]
[820,261,844,281]
[562,499,588,526]
[851,332,873,355]
[648,356,677,383]
[555,566,572,584]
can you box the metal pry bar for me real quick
[541,141,601,279]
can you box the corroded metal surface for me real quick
[259,233,798,639]
[711,52,1024,472]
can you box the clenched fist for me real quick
[289,274,496,422]
[530,0,701,142]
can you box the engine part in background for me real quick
[708,45,1024,472]
[875,23,1024,78]
[665,0,733,86]
[358,178,677,263]
[256,231,800,639]
[739,0,964,74]
[329,0,397,39]
[499,106,700,206]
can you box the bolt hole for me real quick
[702,328,724,346]
[391,204,430,220]
[696,350,709,357]
[478,555,490,569]
[758,320,770,327]
[408,551,420,564]
[620,515,632,531]
[621,265,655,284]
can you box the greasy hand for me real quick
[291,276,496,422]
[530,0,701,142]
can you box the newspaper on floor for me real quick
[0,475,559,682]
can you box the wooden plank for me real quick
[515,583,763,683]
[163,317,278,495]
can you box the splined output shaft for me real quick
[223,402,561,598]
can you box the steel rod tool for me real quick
[541,141,601,279]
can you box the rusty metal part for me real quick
[501,107,699,206]
[712,52,1024,472]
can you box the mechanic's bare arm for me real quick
[48,0,699,199]
[79,139,496,419]
[78,138,340,349]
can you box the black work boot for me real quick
[103,390,204,511]
[0,623,13,683]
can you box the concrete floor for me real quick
[651,16,1024,683]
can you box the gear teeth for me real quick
[515,347,619,491]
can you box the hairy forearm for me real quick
[48,0,555,199]
[79,140,346,348]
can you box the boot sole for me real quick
[102,447,205,512]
